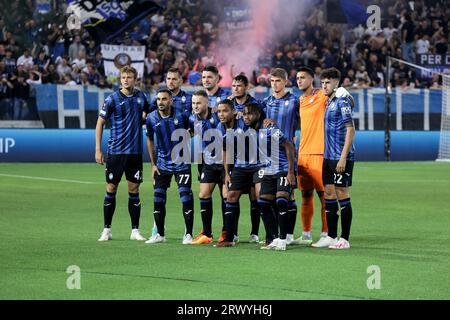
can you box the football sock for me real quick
[250,200,260,236]
[287,200,297,235]
[180,187,194,236]
[224,201,238,242]
[233,202,241,237]
[154,188,167,236]
[318,191,328,233]
[221,197,226,232]
[276,197,289,240]
[339,198,352,241]
[103,191,116,228]
[271,202,279,237]
[128,192,140,229]
[200,198,213,237]
[325,199,339,239]
[301,192,314,232]
[258,198,277,243]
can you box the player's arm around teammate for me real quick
[314,68,356,250]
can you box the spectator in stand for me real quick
[401,12,415,62]
[0,74,14,120]
[17,48,34,70]
[3,49,16,76]
[72,50,87,70]
[33,50,50,72]
[68,35,86,63]
[416,34,430,55]
[63,74,77,86]
[56,58,71,80]
[86,40,97,63]
[12,72,30,120]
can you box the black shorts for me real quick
[154,168,192,189]
[228,167,260,191]
[105,154,143,185]
[322,159,354,187]
[260,171,297,196]
[199,164,224,184]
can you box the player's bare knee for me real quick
[106,183,118,193]
[227,191,240,203]
[276,191,290,200]
[128,182,139,193]
[336,187,349,200]
[199,188,212,198]
[260,194,274,201]
[324,186,336,199]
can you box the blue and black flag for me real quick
[326,0,369,26]
[67,0,162,43]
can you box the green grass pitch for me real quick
[0,162,449,300]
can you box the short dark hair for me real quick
[203,65,219,75]
[192,89,208,98]
[298,66,314,78]
[217,99,234,110]
[233,74,249,86]
[320,67,341,81]
[167,67,181,77]
[157,88,173,96]
[244,103,261,116]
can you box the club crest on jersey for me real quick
[174,118,179,125]
[137,98,142,105]
[285,101,289,106]
[181,96,186,103]
[109,173,113,180]
[209,117,215,125]
[216,97,221,103]
[310,98,314,103]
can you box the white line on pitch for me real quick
[0,173,100,185]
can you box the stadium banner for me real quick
[417,54,450,78]
[67,0,161,43]
[33,85,444,130]
[0,129,440,162]
[224,6,253,30]
[101,44,146,79]
[326,0,369,25]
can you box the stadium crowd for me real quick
[0,0,449,120]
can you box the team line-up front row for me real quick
[95,65,356,251]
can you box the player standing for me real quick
[313,68,355,249]
[145,89,195,244]
[230,74,265,117]
[261,68,299,245]
[96,66,149,242]
[188,90,223,245]
[150,67,192,116]
[202,65,230,108]
[254,104,296,251]
[215,102,262,247]
[294,66,351,245]
[228,74,263,242]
